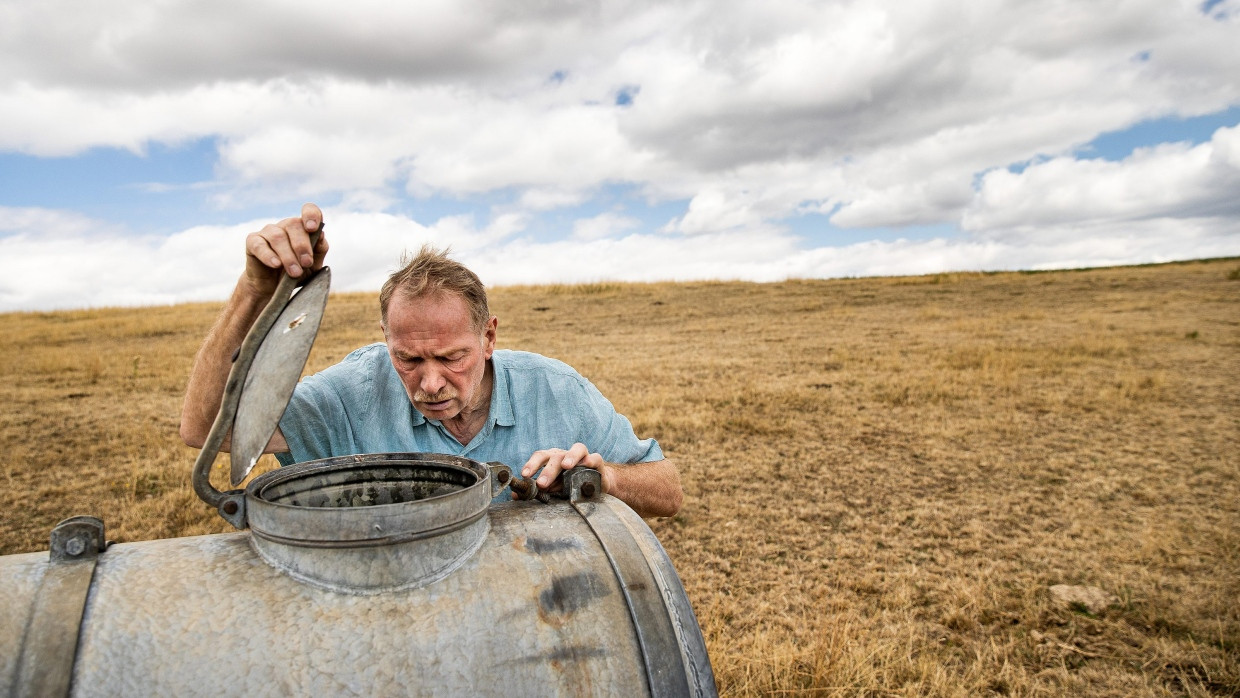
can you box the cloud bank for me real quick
[1,0,1238,310]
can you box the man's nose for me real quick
[420,365,447,395]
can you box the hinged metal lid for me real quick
[191,257,331,520]
[231,269,331,485]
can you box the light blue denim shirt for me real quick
[276,345,663,500]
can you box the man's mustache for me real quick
[414,391,458,402]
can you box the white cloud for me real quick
[667,189,766,235]
[518,187,589,211]
[964,125,1240,237]
[0,0,602,88]
[2,0,1240,311]
[0,206,119,239]
[0,214,256,310]
[5,0,1238,206]
[6,202,1235,313]
[571,212,639,241]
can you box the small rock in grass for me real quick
[1048,584,1118,614]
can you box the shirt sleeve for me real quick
[569,374,665,464]
[275,346,383,465]
[275,373,358,466]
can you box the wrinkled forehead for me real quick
[384,291,480,339]
[389,285,487,327]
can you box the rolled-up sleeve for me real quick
[569,374,664,464]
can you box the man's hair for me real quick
[379,245,491,331]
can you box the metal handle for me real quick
[508,467,602,503]
[486,462,514,499]
[12,517,109,698]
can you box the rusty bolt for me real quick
[65,537,86,557]
[497,470,510,484]
[509,478,534,499]
[222,500,239,516]
[581,482,596,498]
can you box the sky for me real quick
[2,0,1239,312]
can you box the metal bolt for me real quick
[497,470,510,484]
[581,482,596,498]
[65,537,86,557]
[222,500,239,516]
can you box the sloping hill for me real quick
[2,258,1237,695]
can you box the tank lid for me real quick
[229,268,331,485]
[190,239,331,521]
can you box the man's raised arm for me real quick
[179,203,328,452]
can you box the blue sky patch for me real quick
[785,212,956,246]
[615,86,639,107]
[0,137,287,234]
[1080,105,1240,161]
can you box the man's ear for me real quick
[482,316,498,356]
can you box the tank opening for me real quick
[257,462,479,509]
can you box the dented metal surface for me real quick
[0,496,716,697]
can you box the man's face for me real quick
[383,292,497,422]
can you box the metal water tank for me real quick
[1,264,716,696]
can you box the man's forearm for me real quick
[600,459,683,518]
[179,277,270,448]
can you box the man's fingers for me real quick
[522,445,602,488]
[280,216,319,272]
[245,231,283,270]
[521,449,568,487]
[238,205,328,300]
[537,452,569,487]
[298,202,325,268]
[521,452,547,479]
[265,221,307,277]
[301,202,323,232]
[251,212,326,278]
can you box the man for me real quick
[180,203,682,518]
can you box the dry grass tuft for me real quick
[2,259,1238,695]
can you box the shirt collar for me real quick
[488,351,516,428]
[408,401,427,426]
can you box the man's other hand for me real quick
[522,442,603,491]
[243,202,329,299]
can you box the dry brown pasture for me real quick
[2,258,1238,696]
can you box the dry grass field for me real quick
[2,258,1237,696]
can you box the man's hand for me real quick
[242,202,329,300]
[521,442,603,489]
[521,444,683,518]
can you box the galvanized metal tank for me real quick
[1,454,715,696]
[1,263,716,697]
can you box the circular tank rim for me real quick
[242,452,494,546]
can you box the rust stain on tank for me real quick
[548,645,601,696]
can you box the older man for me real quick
[181,203,681,518]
